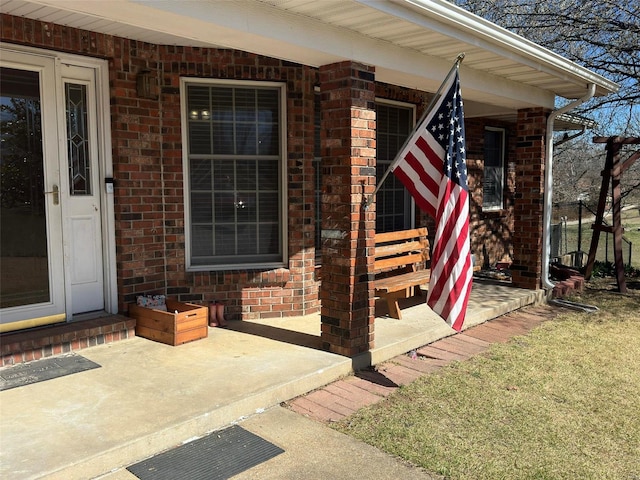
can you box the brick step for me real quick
[552,275,585,298]
[1,315,136,366]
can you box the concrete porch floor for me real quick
[0,280,544,479]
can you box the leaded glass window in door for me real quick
[65,83,91,196]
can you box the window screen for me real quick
[375,102,413,232]
[185,83,283,268]
[483,127,505,210]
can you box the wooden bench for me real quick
[374,227,431,320]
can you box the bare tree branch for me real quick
[452,0,639,136]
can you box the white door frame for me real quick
[1,43,118,323]
[0,48,65,328]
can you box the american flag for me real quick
[391,71,472,331]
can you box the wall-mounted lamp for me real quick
[136,70,159,100]
[189,109,211,120]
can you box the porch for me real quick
[0,280,544,479]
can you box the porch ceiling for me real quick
[1,0,618,121]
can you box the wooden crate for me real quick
[128,299,208,346]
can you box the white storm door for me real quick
[0,50,66,329]
[59,64,105,316]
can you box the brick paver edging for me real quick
[286,305,563,423]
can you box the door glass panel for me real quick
[65,83,91,195]
[0,67,50,308]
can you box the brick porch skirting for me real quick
[1,315,136,366]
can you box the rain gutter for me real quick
[388,0,619,96]
[541,83,596,290]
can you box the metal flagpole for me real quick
[365,52,465,209]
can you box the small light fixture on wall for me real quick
[189,109,211,120]
[136,70,159,100]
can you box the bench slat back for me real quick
[374,227,429,273]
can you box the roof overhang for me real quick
[554,113,598,131]
[0,0,619,120]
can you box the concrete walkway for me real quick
[228,304,563,480]
[0,280,545,479]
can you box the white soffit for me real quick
[0,0,618,114]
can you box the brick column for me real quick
[318,61,376,357]
[511,107,550,289]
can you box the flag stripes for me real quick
[428,181,472,330]
[390,70,472,331]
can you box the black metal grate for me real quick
[127,425,284,480]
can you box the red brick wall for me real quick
[1,316,136,366]
[152,51,319,320]
[511,107,549,289]
[319,61,376,356]
[466,118,517,268]
[1,14,320,320]
[375,82,430,112]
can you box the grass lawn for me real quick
[335,288,640,479]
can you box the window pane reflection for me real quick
[0,67,51,307]
[187,84,282,266]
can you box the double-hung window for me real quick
[375,101,415,232]
[483,127,505,210]
[182,80,286,270]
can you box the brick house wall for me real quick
[117,49,320,320]
[511,107,549,289]
[318,61,377,356]
[466,118,517,268]
[1,14,321,321]
[1,13,541,330]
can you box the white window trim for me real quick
[374,97,417,230]
[482,126,506,211]
[180,78,288,272]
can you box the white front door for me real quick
[59,64,105,316]
[0,51,66,329]
[0,47,109,331]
